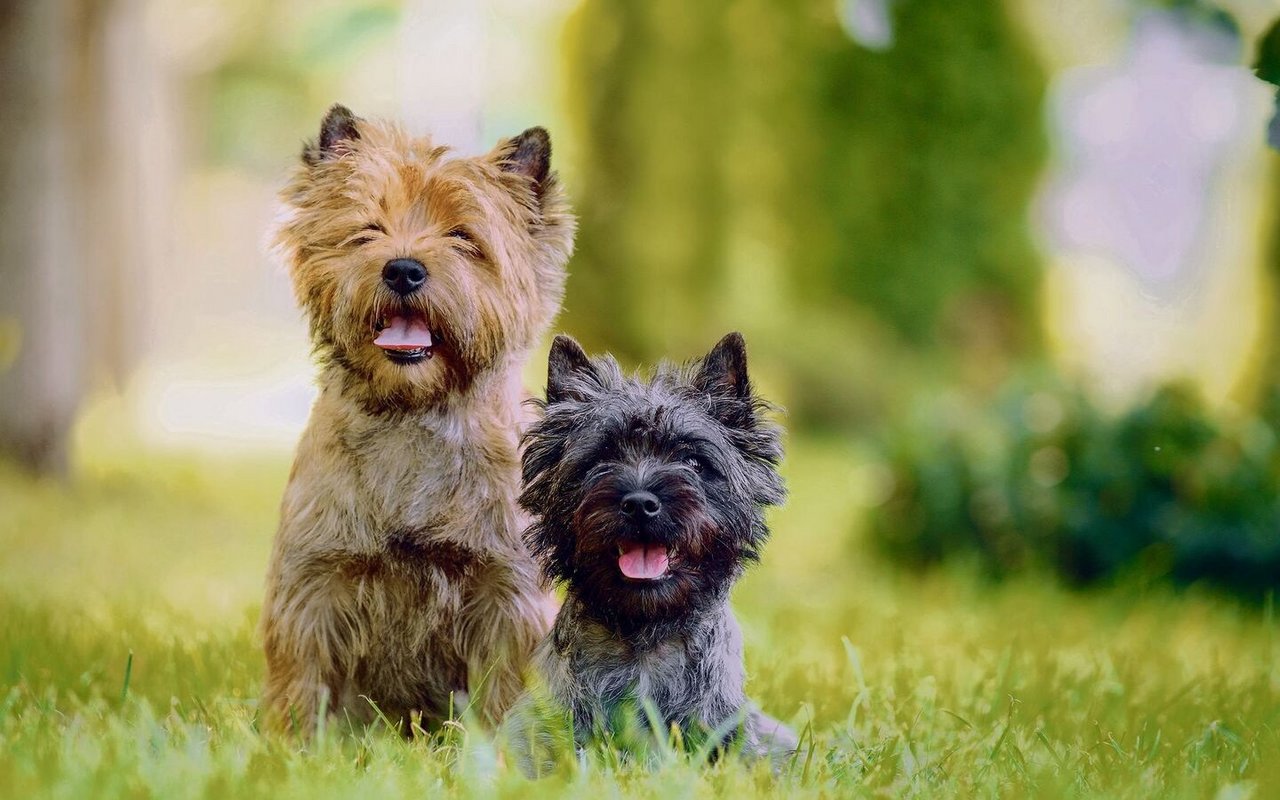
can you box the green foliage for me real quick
[870,376,1280,599]
[812,0,1046,348]
[2,444,1279,796]
[1255,15,1280,150]
[202,1,400,172]
[562,0,1047,428]
[1252,14,1280,85]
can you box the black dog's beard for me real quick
[565,467,745,633]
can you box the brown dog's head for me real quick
[275,104,574,412]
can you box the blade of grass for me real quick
[119,650,133,702]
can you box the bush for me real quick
[869,377,1280,600]
[561,0,1047,432]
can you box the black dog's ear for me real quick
[303,104,360,166]
[547,334,596,404]
[694,332,750,400]
[498,126,552,202]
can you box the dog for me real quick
[506,332,797,770]
[260,104,574,734]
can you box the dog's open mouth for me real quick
[374,312,435,364]
[617,540,671,581]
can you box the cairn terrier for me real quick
[260,104,573,733]
[507,332,796,768]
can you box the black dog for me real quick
[507,332,795,769]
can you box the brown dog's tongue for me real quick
[374,315,433,350]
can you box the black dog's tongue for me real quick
[375,315,432,351]
[618,543,669,579]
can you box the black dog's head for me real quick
[520,332,785,630]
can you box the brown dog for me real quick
[260,104,573,734]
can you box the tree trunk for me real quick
[0,0,105,474]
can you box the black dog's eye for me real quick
[598,439,621,462]
[684,456,705,474]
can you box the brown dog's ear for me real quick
[546,334,595,404]
[497,126,552,202]
[693,332,750,400]
[303,104,361,165]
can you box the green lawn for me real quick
[0,436,1276,798]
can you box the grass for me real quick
[1,435,1278,798]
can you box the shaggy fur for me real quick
[506,333,796,770]
[260,104,574,734]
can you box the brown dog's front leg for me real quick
[457,560,552,725]
[261,565,361,735]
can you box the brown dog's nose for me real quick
[382,258,427,295]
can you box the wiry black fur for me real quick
[509,332,795,771]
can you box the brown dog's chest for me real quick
[336,409,524,538]
[342,530,489,600]
[338,535,489,712]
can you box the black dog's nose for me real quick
[382,258,427,295]
[620,491,662,520]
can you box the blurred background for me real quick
[3,0,1280,611]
